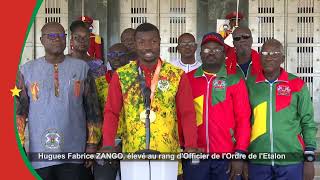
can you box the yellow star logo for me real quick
[11,86,21,97]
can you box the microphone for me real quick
[143,87,151,150]
[144,87,151,111]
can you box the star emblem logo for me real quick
[10,86,21,97]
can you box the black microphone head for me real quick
[144,87,151,97]
[144,87,151,108]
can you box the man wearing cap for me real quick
[219,11,243,39]
[226,27,262,81]
[79,16,103,60]
[183,32,251,180]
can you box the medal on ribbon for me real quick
[140,110,157,123]
[137,59,162,124]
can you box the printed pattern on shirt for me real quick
[117,61,184,153]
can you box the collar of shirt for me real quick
[203,70,216,78]
[139,60,158,74]
[178,58,199,67]
[256,67,289,84]
[105,70,113,83]
[138,59,160,87]
[194,65,227,78]
[238,60,252,76]
[239,59,252,68]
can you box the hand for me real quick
[84,144,97,168]
[227,160,243,180]
[184,147,202,153]
[304,162,314,180]
[84,159,94,168]
[242,161,249,180]
[114,144,122,152]
[96,146,119,168]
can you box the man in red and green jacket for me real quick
[183,32,251,180]
[245,39,317,180]
[226,27,262,81]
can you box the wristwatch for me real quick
[304,151,315,162]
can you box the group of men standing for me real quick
[16,15,317,180]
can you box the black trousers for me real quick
[93,161,119,180]
[36,163,93,180]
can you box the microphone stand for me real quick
[136,87,160,156]
[145,104,151,150]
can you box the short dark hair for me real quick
[261,38,284,55]
[70,20,89,33]
[178,33,195,43]
[134,23,160,38]
[121,28,135,39]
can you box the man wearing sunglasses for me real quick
[107,43,130,71]
[15,22,102,180]
[101,23,199,180]
[93,43,130,180]
[172,33,201,73]
[184,32,251,180]
[226,27,262,81]
[244,39,317,180]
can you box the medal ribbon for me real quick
[138,58,162,107]
[150,59,162,105]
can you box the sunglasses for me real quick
[107,52,127,59]
[43,33,67,40]
[233,35,251,41]
[179,42,196,47]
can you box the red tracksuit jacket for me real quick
[187,66,251,153]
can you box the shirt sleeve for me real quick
[94,67,109,113]
[298,84,317,150]
[15,70,29,146]
[102,72,123,147]
[232,79,251,152]
[175,73,198,148]
[83,70,103,145]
